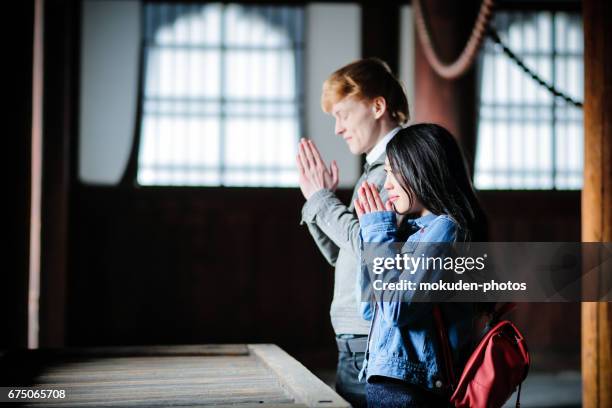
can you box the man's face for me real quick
[331,96,379,155]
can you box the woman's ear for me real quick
[372,96,387,119]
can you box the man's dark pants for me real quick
[335,336,367,408]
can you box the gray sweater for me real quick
[301,153,389,335]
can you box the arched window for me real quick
[137,3,304,186]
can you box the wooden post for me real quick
[39,0,79,348]
[582,0,612,407]
[28,0,45,350]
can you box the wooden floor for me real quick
[0,344,348,407]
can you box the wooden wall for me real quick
[62,186,581,371]
[66,187,339,367]
[481,190,582,370]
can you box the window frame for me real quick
[473,3,583,191]
[120,1,306,189]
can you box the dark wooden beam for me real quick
[39,0,80,348]
[361,3,401,75]
[3,0,36,349]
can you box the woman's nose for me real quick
[384,177,393,190]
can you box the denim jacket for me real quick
[358,211,475,394]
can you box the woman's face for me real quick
[383,158,426,215]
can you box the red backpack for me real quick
[434,303,530,408]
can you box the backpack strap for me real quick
[491,302,517,324]
[433,304,456,391]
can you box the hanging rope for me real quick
[413,0,584,107]
[487,27,584,108]
[413,0,495,80]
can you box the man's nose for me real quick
[334,120,344,135]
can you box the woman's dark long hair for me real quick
[386,123,488,242]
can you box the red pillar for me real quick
[413,0,480,174]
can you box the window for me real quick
[475,11,583,190]
[137,3,304,186]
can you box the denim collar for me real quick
[407,212,439,229]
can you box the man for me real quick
[296,58,410,407]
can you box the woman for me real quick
[354,123,487,407]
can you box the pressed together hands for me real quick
[354,181,394,218]
[296,138,392,219]
[296,138,339,199]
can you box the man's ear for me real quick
[372,96,387,119]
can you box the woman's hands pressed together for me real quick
[354,181,393,220]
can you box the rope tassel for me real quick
[413,0,495,80]
[413,0,584,107]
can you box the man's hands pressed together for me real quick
[296,138,339,200]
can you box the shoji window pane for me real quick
[137,3,304,187]
[474,11,583,190]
